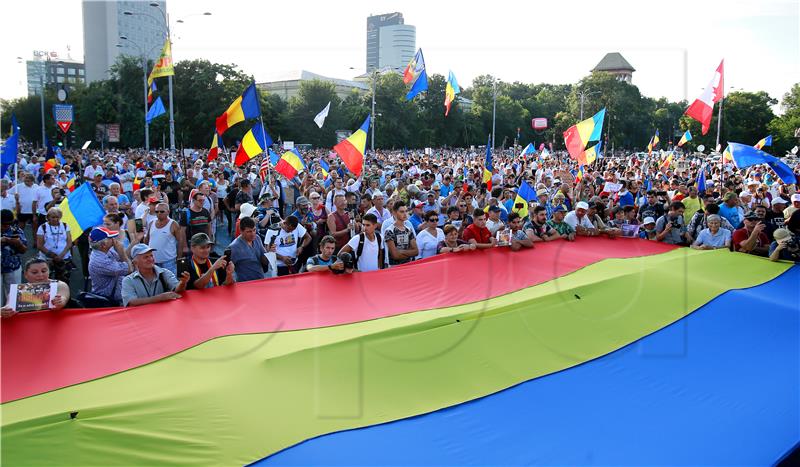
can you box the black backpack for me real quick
[352,232,385,270]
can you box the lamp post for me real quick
[577,90,601,121]
[371,69,377,153]
[118,38,154,150]
[491,79,497,153]
[123,5,211,153]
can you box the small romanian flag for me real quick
[234,122,272,167]
[574,165,584,184]
[483,137,493,191]
[58,183,106,240]
[659,152,674,171]
[275,149,305,180]
[444,71,460,117]
[208,133,220,162]
[216,83,261,135]
[65,176,76,192]
[677,130,692,147]
[513,181,537,219]
[333,115,370,177]
[754,135,772,150]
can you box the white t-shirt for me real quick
[416,228,444,259]
[486,218,505,235]
[366,206,393,224]
[37,222,71,259]
[564,211,595,229]
[135,203,150,220]
[1,192,17,212]
[273,224,307,266]
[16,184,39,214]
[346,233,380,272]
[36,184,55,214]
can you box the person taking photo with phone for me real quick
[184,233,234,290]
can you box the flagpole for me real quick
[142,53,150,151]
[716,96,724,182]
[259,115,272,185]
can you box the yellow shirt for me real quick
[682,196,704,224]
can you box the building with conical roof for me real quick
[592,52,635,83]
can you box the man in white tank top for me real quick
[144,203,183,275]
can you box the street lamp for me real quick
[119,36,158,151]
[121,5,212,153]
[577,89,601,120]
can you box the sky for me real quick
[2,0,798,112]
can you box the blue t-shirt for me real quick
[694,228,731,248]
[718,204,741,229]
[617,191,635,207]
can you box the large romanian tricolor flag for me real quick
[1,240,796,465]
[563,108,605,166]
[333,115,370,177]
[216,83,261,135]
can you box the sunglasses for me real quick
[155,210,167,213]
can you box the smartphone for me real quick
[223,248,232,262]
[177,257,190,276]
[134,218,144,233]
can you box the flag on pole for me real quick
[10,114,20,136]
[275,149,306,180]
[696,164,707,194]
[659,152,674,171]
[520,143,536,157]
[574,165,585,184]
[483,136,493,191]
[444,71,460,116]
[404,49,428,100]
[58,183,106,240]
[723,143,797,184]
[259,157,270,182]
[563,108,605,166]
[403,49,426,85]
[684,60,724,135]
[677,130,692,147]
[234,122,272,167]
[314,101,331,129]
[207,133,220,162]
[146,96,167,124]
[333,115,370,177]
[268,149,281,167]
[584,141,601,165]
[216,83,262,135]
[0,129,19,178]
[147,81,157,104]
[647,130,660,155]
[512,181,536,218]
[754,135,772,150]
[149,39,175,79]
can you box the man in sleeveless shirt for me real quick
[145,203,183,275]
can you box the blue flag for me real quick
[146,96,167,124]
[10,114,19,136]
[696,164,707,194]
[1,131,19,178]
[725,142,797,184]
[406,69,428,100]
[55,147,66,165]
[268,149,281,167]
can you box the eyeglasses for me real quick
[155,210,167,214]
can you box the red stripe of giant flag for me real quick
[333,115,370,177]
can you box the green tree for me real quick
[285,80,341,148]
[768,83,800,156]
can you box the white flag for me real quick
[313,101,331,129]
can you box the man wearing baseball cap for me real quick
[785,193,800,219]
[732,211,770,256]
[185,233,234,290]
[120,243,190,307]
[179,189,212,256]
[88,227,133,305]
[565,201,598,236]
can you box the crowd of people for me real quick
[2,142,799,316]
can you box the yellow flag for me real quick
[149,39,174,79]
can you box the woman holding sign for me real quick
[1,258,70,318]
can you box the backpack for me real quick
[352,232,385,270]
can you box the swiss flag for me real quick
[684,60,724,135]
[57,121,72,134]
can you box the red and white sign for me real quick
[53,104,74,134]
[532,118,548,130]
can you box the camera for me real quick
[334,252,354,274]
[670,220,681,229]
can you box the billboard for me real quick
[532,118,548,130]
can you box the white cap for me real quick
[746,179,759,186]
[576,201,589,210]
[771,197,788,206]
[643,216,656,225]
[238,202,257,219]
[792,194,800,203]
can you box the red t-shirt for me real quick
[732,227,769,252]
[463,223,491,244]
